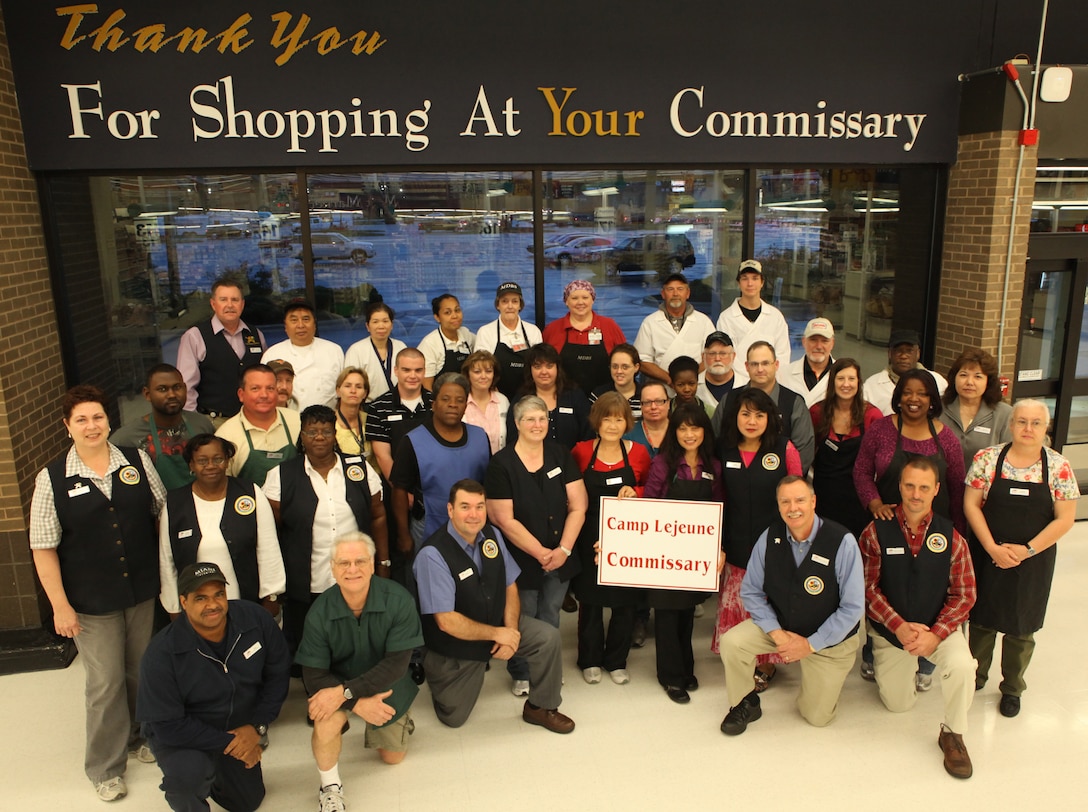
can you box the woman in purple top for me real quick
[853,369,966,534]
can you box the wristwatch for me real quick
[1026,543,1037,557]
[343,686,354,700]
[379,559,392,568]
[254,723,268,736]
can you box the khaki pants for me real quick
[870,623,975,733]
[720,619,859,727]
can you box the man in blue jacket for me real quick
[137,563,291,812]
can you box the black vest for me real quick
[279,453,373,600]
[869,513,954,648]
[166,478,260,602]
[196,320,262,415]
[762,518,854,642]
[47,447,159,614]
[720,436,790,569]
[420,526,507,662]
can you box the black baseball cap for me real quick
[888,329,921,348]
[177,562,230,596]
[705,331,734,349]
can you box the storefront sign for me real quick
[597,496,721,592]
[1,1,983,170]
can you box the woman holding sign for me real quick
[571,393,652,686]
[713,388,803,691]
[643,402,724,704]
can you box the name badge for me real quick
[588,328,603,345]
[243,642,262,659]
[725,461,742,469]
[811,554,830,566]
[558,407,574,414]
[511,342,528,352]
[701,471,715,480]
[248,347,262,354]
[266,451,284,460]
[824,439,839,451]
[388,414,403,422]
[67,484,90,497]
[886,546,906,555]
[547,466,562,479]
[604,476,624,486]
[973,426,991,434]
[178,528,194,539]
[458,568,474,581]
[1009,487,1030,496]
[344,456,362,464]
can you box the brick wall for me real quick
[0,10,69,631]
[934,131,1037,385]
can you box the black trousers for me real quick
[153,742,265,812]
[654,607,695,688]
[577,603,636,671]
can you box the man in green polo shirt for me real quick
[296,531,423,812]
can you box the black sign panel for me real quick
[1,1,984,170]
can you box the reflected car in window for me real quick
[594,232,696,281]
[542,235,614,268]
[292,232,376,264]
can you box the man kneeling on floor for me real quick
[137,563,290,812]
[413,479,575,733]
[296,532,424,812]
[719,476,864,736]
[858,456,977,779]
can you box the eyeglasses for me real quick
[642,398,668,407]
[333,558,372,569]
[1013,419,1047,429]
[192,456,227,468]
[302,428,336,439]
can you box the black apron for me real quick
[649,471,716,610]
[559,327,610,395]
[148,413,196,490]
[492,321,532,401]
[438,330,470,377]
[876,417,951,520]
[812,429,869,538]
[238,412,297,487]
[970,444,1058,636]
[573,441,642,607]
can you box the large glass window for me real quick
[753,167,905,374]
[540,169,746,340]
[1031,165,1088,233]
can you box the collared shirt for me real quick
[416,327,476,378]
[364,388,434,446]
[473,317,543,354]
[262,337,345,410]
[30,444,166,549]
[784,356,834,408]
[177,315,267,411]
[263,455,381,593]
[858,506,976,640]
[463,390,510,453]
[414,521,521,614]
[740,516,865,651]
[216,407,302,479]
[633,306,715,369]
[715,298,792,377]
[862,366,949,417]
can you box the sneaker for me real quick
[582,667,602,684]
[522,701,575,733]
[938,725,973,779]
[511,679,530,697]
[128,742,156,763]
[609,669,630,685]
[860,660,875,681]
[720,693,762,736]
[319,783,346,812]
[95,777,127,802]
[916,672,933,692]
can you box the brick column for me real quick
[0,10,71,640]
[934,131,1037,388]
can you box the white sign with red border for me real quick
[597,496,721,592]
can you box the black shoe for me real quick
[665,686,691,704]
[721,693,762,736]
[999,694,1021,717]
[409,662,426,685]
[686,676,699,691]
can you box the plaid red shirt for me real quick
[858,506,976,640]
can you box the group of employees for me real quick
[30,263,1078,808]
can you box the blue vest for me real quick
[409,422,491,540]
